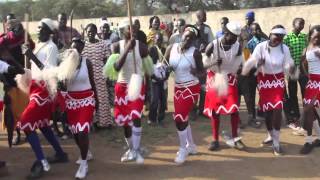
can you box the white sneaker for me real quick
[135,150,144,164]
[41,159,50,172]
[121,149,136,162]
[174,148,188,165]
[75,161,88,179]
[76,151,93,164]
[288,123,300,131]
[186,145,198,155]
[292,127,306,136]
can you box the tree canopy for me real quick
[0,0,318,21]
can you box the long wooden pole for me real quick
[127,0,137,73]
[24,13,29,69]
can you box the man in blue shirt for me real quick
[216,17,229,38]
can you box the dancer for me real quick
[165,25,205,164]
[299,25,320,154]
[242,25,295,156]
[203,22,245,151]
[19,18,68,179]
[62,38,97,178]
[112,20,148,164]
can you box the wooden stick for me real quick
[127,0,137,73]
[24,13,29,69]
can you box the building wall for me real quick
[1,4,319,35]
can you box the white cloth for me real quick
[117,40,143,83]
[306,47,320,74]
[169,43,198,84]
[32,39,59,74]
[203,38,243,74]
[67,58,92,92]
[246,41,294,74]
[0,60,9,74]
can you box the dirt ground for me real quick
[1,101,320,180]
[0,76,320,180]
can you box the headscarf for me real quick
[246,11,255,21]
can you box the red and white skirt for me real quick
[114,83,145,126]
[204,71,239,117]
[257,73,285,112]
[65,90,95,134]
[173,81,200,122]
[18,80,52,132]
[303,74,320,107]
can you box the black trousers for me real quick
[238,71,257,118]
[283,73,308,122]
[148,81,166,123]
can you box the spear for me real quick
[24,13,29,68]
[69,9,74,46]
[126,0,143,101]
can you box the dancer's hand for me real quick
[21,44,33,58]
[126,39,136,50]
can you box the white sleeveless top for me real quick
[117,40,143,83]
[169,43,198,84]
[306,47,320,74]
[204,38,242,74]
[67,57,92,91]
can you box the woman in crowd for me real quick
[82,23,113,128]
[242,25,295,156]
[165,25,205,164]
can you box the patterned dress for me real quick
[82,40,113,127]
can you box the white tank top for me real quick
[306,47,320,75]
[207,38,242,74]
[67,58,92,91]
[169,43,198,84]
[117,40,143,83]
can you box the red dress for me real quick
[65,90,95,134]
[257,73,285,112]
[173,82,200,122]
[204,71,239,117]
[18,80,52,132]
[114,83,145,126]
[303,74,320,106]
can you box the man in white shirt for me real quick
[21,18,68,179]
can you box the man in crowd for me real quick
[216,17,229,38]
[55,13,81,50]
[283,18,308,135]
[169,18,186,44]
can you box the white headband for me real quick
[271,28,287,35]
[184,26,198,37]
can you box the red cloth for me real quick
[0,32,35,50]
[114,83,145,126]
[257,73,285,112]
[0,101,3,112]
[303,74,320,107]
[173,83,200,122]
[18,80,53,132]
[65,90,95,134]
[204,71,239,117]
